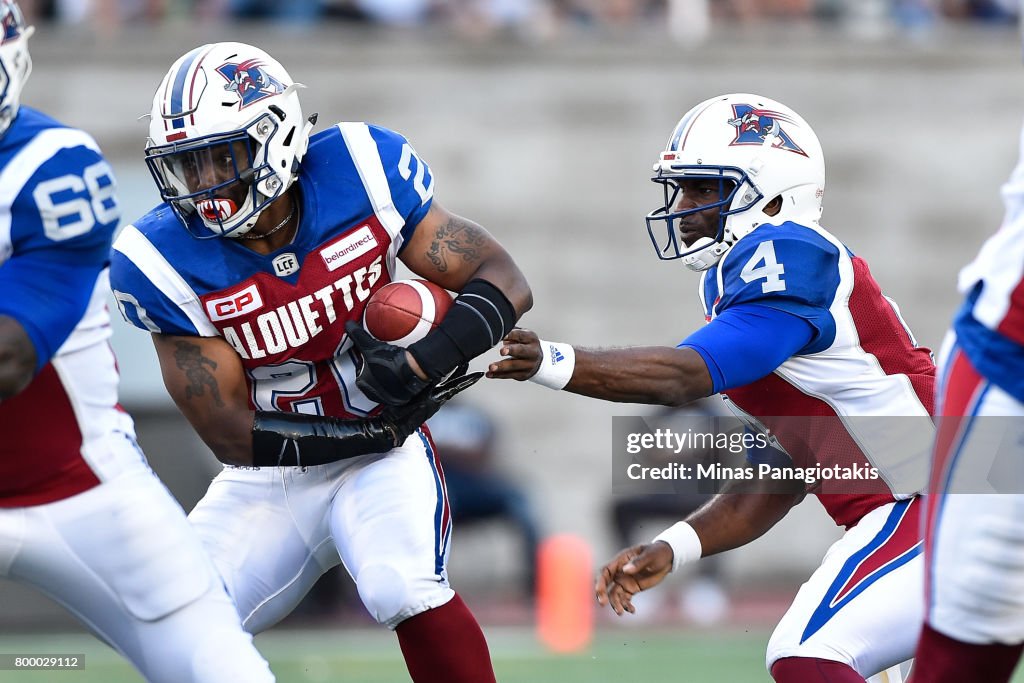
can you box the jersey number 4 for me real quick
[740,240,787,294]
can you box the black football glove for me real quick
[250,371,484,467]
[380,371,484,446]
[346,320,430,406]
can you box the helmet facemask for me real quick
[145,111,285,239]
[0,0,33,138]
[645,167,760,272]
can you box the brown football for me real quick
[362,279,454,347]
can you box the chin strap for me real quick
[682,239,730,272]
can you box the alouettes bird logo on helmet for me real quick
[727,104,807,157]
[216,59,285,109]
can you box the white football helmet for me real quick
[0,0,33,138]
[144,42,315,238]
[646,93,825,271]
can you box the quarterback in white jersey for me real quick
[490,94,934,683]
[109,42,531,683]
[912,120,1024,682]
[0,4,273,682]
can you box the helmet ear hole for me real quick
[763,196,784,216]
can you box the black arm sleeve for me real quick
[408,278,517,380]
[251,412,397,467]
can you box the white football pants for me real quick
[189,430,456,632]
[766,498,924,678]
[0,458,274,683]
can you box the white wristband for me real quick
[529,339,576,390]
[652,521,702,573]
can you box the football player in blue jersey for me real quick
[489,93,934,683]
[0,4,276,682]
[110,42,531,683]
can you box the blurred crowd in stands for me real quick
[15,0,1021,41]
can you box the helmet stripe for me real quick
[186,48,213,126]
[168,46,204,129]
[667,114,691,152]
[672,98,720,153]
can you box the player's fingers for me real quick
[499,341,540,361]
[594,564,619,606]
[595,548,639,613]
[501,328,525,343]
[606,586,625,616]
[600,565,624,613]
[485,358,536,380]
[487,339,542,380]
[617,587,636,615]
[488,357,533,372]
[594,569,609,605]
[344,320,381,350]
[501,328,539,346]
[607,580,633,616]
[624,544,665,576]
[623,550,651,575]
[599,552,629,577]
[610,545,642,571]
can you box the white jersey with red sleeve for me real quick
[699,221,936,528]
[916,120,1024,653]
[0,107,138,508]
[110,122,434,419]
[950,120,1024,402]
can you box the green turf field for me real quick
[0,627,767,683]
[0,627,1020,682]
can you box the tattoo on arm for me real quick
[173,340,225,408]
[426,216,486,272]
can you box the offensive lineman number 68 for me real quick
[32,160,120,241]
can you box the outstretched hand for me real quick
[486,328,543,381]
[380,371,484,446]
[594,541,674,616]
[346,321,429,406]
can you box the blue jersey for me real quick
[690,222,934,527]
[0,107,132,507]
[111,122,433,419]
